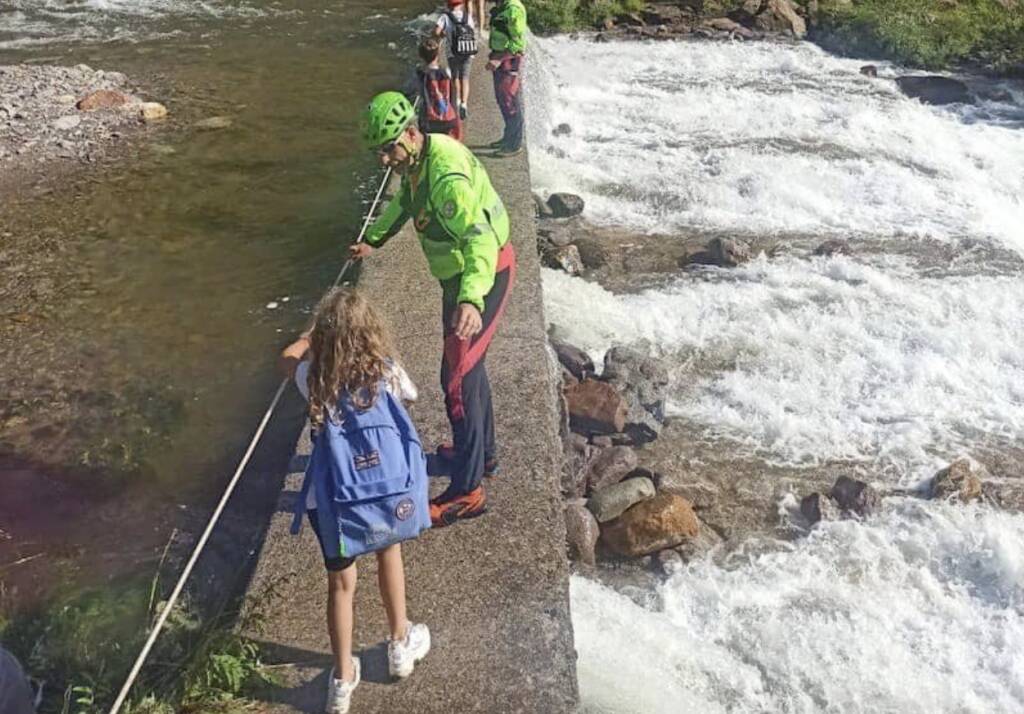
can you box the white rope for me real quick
[107,164,395,714]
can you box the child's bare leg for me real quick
[376,544,409,640]
[460,77,470,107]
[327,565,358,681]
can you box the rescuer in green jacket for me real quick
[350,91,516,527]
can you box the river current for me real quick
[527,36,1024,713]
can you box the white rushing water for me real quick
[527,36,1024,712]
[573,501,1024,714]
[0,0,271,49]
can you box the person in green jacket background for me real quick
[486,0,527,156]
[351,91,517,527]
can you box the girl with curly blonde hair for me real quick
[280,287,430,714]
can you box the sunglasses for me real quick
[375,141,398,156]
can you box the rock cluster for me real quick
[552,336,714,568]
[799,458,988,528]
[0,63,166,184]
[590,0,807,42]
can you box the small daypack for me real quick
[291,383,430,559]
[446,10,478,58]
[420,67,457,125]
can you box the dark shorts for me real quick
[449,54,472,80]
[308,509,356,572]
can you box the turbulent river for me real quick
[527,37,1024,713]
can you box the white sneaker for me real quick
[388,622,431,679]
[326,657,360,714]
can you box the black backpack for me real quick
[446,10,478,58]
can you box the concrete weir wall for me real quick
[242,61,580,712]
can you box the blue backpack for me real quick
[291,382,430,559]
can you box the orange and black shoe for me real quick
[429,487,488,527]
[435,444,500,478]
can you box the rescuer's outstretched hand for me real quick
[349,243,374,260]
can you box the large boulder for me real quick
[547,193,585,219]
[930,458,984,503]
[601,493,700,558]
[565,500,600,566]
[565,379,628,435]
[551,339,595,381]
[602,343,671,442]
[585,446,639,493]
[587,476,656,522]
[830,476,881,518]
[896,76,972,106]
[731,0,805,36]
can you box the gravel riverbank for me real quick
[0,63,164,198]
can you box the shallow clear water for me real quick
[528,36,1024,713]
[0,0,424,601]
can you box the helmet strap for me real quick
[398,130,422,169]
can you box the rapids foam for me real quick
[527,38,1024,253]
[573,501,1024,713]
[544,255,1024,476]
[0,0,268,49]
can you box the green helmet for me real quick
[361,92,415,149]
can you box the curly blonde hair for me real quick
[306,287,397,429]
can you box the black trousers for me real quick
[439,243,516,496]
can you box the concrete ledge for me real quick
[241,58,579,713]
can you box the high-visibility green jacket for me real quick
[364,134,510,311]
[490,0,527,56]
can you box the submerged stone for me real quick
[930,458,984,503]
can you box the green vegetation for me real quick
[525,0,1023,72]
[813,0,1024,70]
[0,574,275,713]
[525,0,647,33]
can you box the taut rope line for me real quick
[107,163,396,714]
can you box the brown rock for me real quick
[601,493,700,558]
[77,89,130,111]
[930,458,984,502]
[860,65,879,78]
[830,476,881,517]
[705,17,754,38]
[565,379,628,435]
[586,445,639,493]
[565,501,600,566]
[800,492,840,525]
